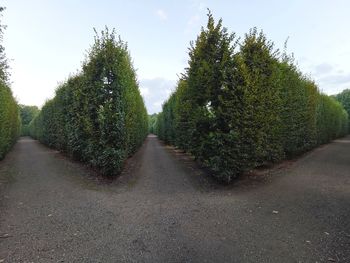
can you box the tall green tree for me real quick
[156,12,348,182]
[238,28,284,167]
[30,28,148,176]
[182,12,237,163]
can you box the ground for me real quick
[0,135,349,262]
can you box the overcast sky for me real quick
[2,0,350,114]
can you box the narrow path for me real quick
[0,136,349,262]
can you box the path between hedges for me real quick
[0,135,349,262]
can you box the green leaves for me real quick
[29,28,148,176]
[0,7,20,160]
[148,114,158,134]
[156,12,349,182]
[334,89,350,132]
[0,82,20,160]
[19,105,39,136]
[316,94,348,144]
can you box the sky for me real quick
[2,0,350,114]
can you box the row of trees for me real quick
[156,13,348,182]
[0,7,20,160]
[29,29,148,176]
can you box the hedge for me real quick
[0,7,20,160]
[29,29,148,176]
[156,12,349,182]
[334,89,350,132]
[0,82,20,160]
[148,113,158,134]
[19,105,39,136]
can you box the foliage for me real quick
[29,28,148,176]
[148,113,158,134]
[334,89,350,132]
[278,56,318,156]
[316,94,348,144]
[0,82,20,160]
[237,28,284,168]
[155,12,349,182]
[0,7,20,160]
[19,105,39,136]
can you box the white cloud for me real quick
[188,14,200,26]
[140,87,150,98]
[139,78,176,114]
[316,72,350,95]
[153,101,163,108]
[156,9,167,21]
[314,63,333,76]
[298,60,350,94]
[319,73,350,85]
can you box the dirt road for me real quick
[0,135,349,262]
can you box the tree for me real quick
[182,11,236,163]
[29,28,148,176]
[238,28,284,167]
[156,11,348,182]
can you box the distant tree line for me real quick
[0,7,20,160]
[29,29,148,175]
[155,12,349,182]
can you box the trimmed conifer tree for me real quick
[183,11,237,165]
[156,11,348,182]
[29,28,148,176]
[238,28,284,167]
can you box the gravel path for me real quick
[0,135,349,262]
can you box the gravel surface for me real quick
[0,135,349,262]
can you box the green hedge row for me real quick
[156,13,348,182]
[0,7,20,160]
[0,82,20,160]
[148,113,158,134]
[334,89,350,132]
[29,29,148,175]
[19,105,39,136]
